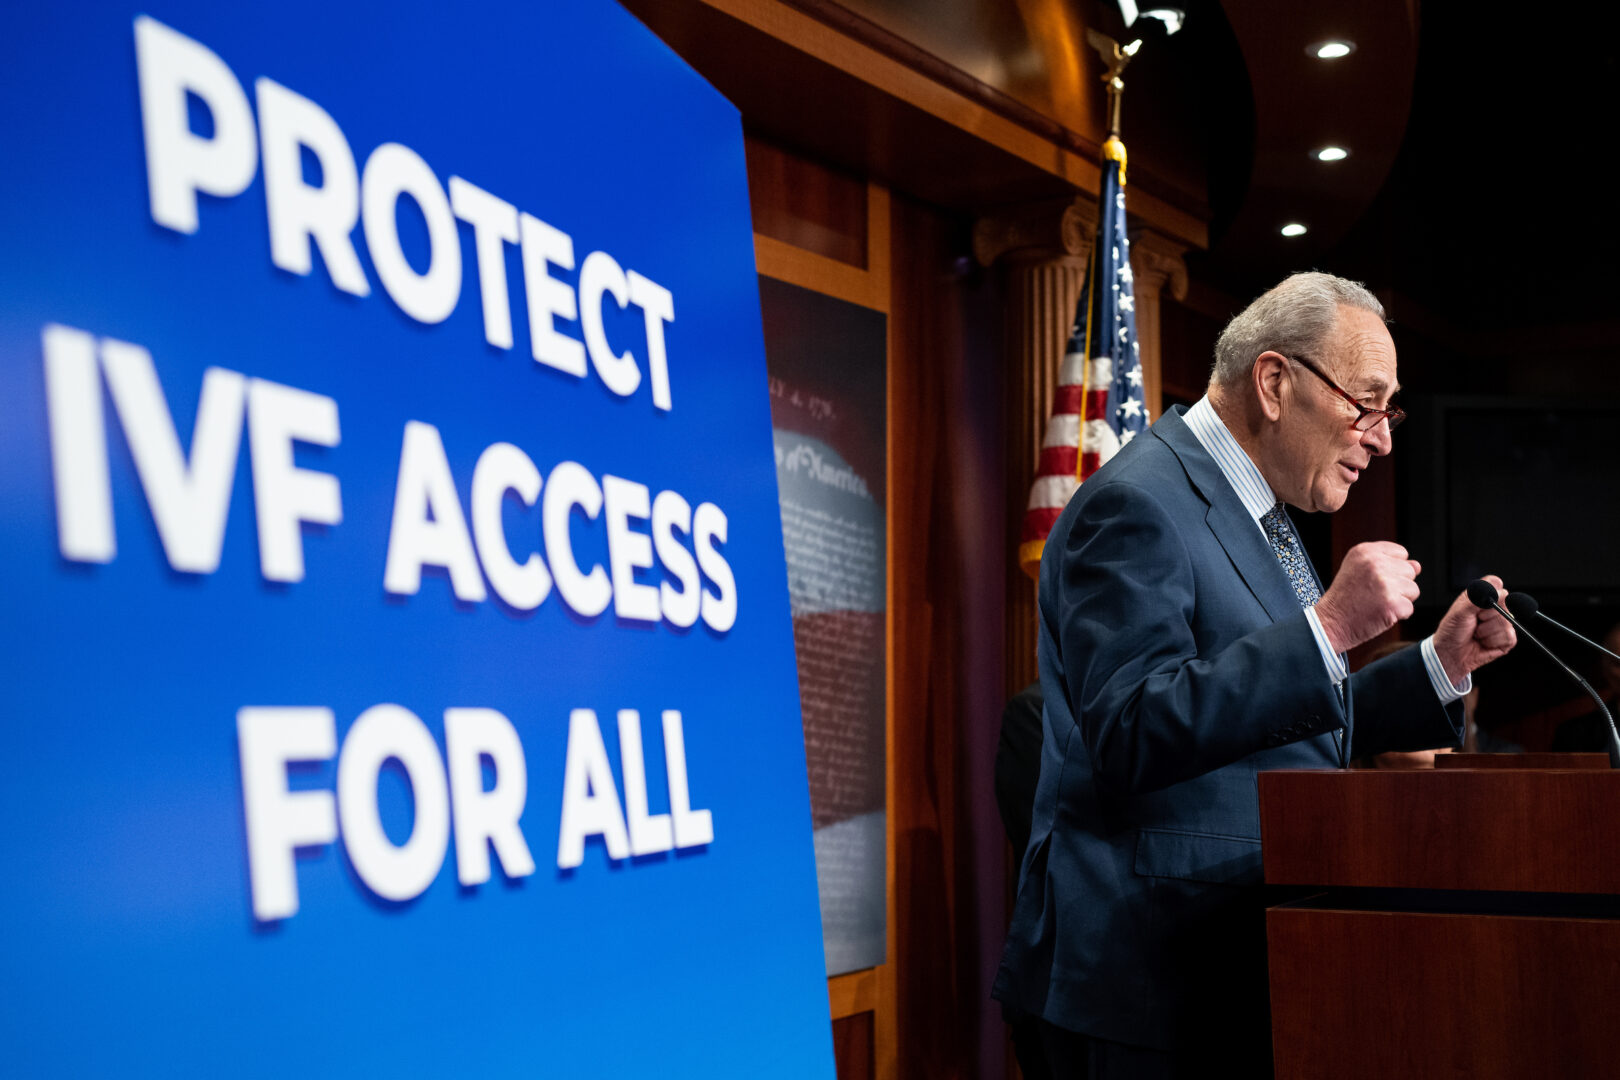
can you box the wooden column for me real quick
[974,197,1095,694]
[1130,228,1190,422]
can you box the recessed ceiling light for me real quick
[1280,223,1308,237]
[1315,146,1349,162]
[1310,40,1355,60]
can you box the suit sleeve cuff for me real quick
[1303,605,1348,686]
[1421,635,1471,703]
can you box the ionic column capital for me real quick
[973,196,1097,268]
[1130,227,1189,301]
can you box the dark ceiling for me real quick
[1332,0,1620,328]
[1198,0,1620,346]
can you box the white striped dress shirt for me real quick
[1182,396,1468,705]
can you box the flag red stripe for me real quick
[1021,506,1064,543]
[1053,384,1084,414]
[1037,446,1078,477]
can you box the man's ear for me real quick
[1252,352,1288,422]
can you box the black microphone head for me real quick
[1467,579,1500,610]
[1506,592,1540,621]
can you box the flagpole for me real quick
[1086,29,1139,185]
[1075,28,1137,480]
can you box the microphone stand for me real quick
[1488,599,1620,769]
[1530,610,1620,665]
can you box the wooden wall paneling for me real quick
[890,190,1016,1080]
[621,0,1208,246]
[832,1010,877,1080]
[829,965,881,1018]
[753,155,887,309]
[755,234,884,312]
[889,191,959,1079]
[745,134,868,268]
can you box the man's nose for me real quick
[1362,419,1394,457]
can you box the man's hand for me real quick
[1314,541,1421,654]
[1431,574,1517,685]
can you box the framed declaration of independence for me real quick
[759,276,888,978]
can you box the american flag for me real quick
[1018,151,1148,578]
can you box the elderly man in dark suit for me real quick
[993,272,1518,1077]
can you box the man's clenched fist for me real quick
[1314,541,1421,654]
[1432,574,1517,684]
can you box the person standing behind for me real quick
[994,272,1518,1077]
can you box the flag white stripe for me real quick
[1043,413,1080,449]
[1058,351,1086,386]
[1027,474,1078,510]
[1080,418,1119,456]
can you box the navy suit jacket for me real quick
[993,406,1463,1055]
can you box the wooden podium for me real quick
[1259,757,1620,1079]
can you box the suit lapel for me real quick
[1151,409,1301,625]
[1153,408,1349,764]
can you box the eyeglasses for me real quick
[1285,354,1406,433]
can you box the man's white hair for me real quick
[1211,272,1385,389]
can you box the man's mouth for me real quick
[1339,462,1362,483]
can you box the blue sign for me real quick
[0,3,833,1075]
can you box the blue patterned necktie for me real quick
[1261,502,1321,608]
[1262,502,1345,737]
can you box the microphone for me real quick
[1506,592,1620,665]
[1468,580,1620,768]
[1465,579,1502,611]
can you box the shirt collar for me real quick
[1182,395,1278,524]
